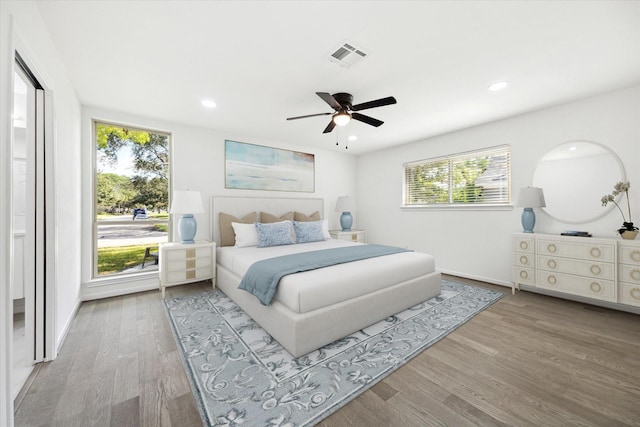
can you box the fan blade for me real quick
[351,96,397,111]
[286,112,332,121]
[352,112,384,127]
[316,92,342,110]
[322,120,336,134]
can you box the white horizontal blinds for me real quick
[403,145,510,206]
[404,158,450,205]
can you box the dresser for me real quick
[329,229,366,243]
[512,233,640,309]
[159,240,216,297]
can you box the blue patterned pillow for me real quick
[293,220,326,244]
[255,221,294,247]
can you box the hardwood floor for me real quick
[14,275,640,426]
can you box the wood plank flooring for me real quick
[14,275,640,426]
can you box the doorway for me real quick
[12,54,46,403]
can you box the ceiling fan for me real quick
[286,92,397,134]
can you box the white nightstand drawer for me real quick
[166,247,212,261]
[167,256,212,271]
[537,271,615,302]
[537,239,614,262]
[166,266,212,283]
[538,255,614,280]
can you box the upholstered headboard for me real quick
[210,196,324,244]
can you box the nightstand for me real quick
[159,240,216,298]
[329,229,366,243]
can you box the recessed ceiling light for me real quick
[569,146,577,151]
[348,135,357,141]
[201,99,216,108]
[488,81,509,91]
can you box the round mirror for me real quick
[532,141,625,224]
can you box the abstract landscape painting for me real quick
[225,140,315,192]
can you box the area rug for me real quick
[164,279,503,426]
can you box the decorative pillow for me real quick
[231,222,260,248]
[256,221,294,248]
[322,219,331,239]
[293,220,326,244]
[260,211,294,223]
[219,212,257,247]
[294,211,321,222]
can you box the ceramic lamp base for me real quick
[521,208,536,233]
[179,214,197,243]
[340,211,353,231]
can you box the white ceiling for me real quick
[35,1,640,155]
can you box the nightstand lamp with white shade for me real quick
[517,187,546,233]
[170,190,204,243]
[335,196,357,231]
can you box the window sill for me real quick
[401,204,514,211]
[85,270,158,288]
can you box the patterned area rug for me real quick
[164,279,503,426]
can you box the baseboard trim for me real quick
[82,281,159,301]
[437,268,512,288]
[54,298,82,358]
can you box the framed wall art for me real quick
[225,140,315,192]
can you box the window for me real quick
[93,122,170,277]
[403,145,510,207]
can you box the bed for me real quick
[211,196,442,357]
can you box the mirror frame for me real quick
[532,140,626,224]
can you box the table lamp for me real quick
[517,187,546,233]
[170,190,204,243]
[335,196,357,231]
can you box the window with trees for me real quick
[403,145,510,207]
[94,122,170,277]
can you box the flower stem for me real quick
[613,200,627,222]
[626,190,632,222]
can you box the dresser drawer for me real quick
[165,247,212,261]
[619,264,640,284]
[537,271,615,302]
[538,255,614,280]
[513,267,535,285]
[619,245,640,266]
[513,237,535,253]
[513,253,535,268]
[619,282,640,307]
[537,239,614,262]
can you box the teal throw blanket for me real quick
[238,244,411,305]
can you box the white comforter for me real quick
[217,240,436,314]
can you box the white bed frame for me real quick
[210,196,442,357]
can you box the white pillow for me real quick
[232,222,259,247]
[322,219,330,239]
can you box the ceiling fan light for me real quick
[333,111,351,126]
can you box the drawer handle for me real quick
[186,259,196,269]
[547,275,557,285]
[630,269,640,282]
[589,264,602,276]
[186,270,196,280]
[519,241,529,250]
[519,270,529,280]
[590,247,602,259]
[547,259,557,269]
[520,255,529,265]
[547,243,557,253]
[631,288,640,300]
[590,282,602,293]
[186,249,196,258]
[631,250,640,262]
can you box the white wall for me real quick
[0,0,82,423]
[357,86,640,286]
[81,106,357,299]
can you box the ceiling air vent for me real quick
[329,42,368,68]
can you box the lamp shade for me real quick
[170,190,204,214]
[517,187,546,208]
[335,196,357,212]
